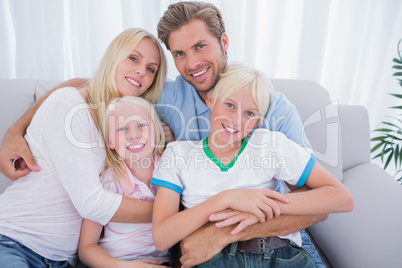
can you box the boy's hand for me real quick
[0,126,39,181]
[220,189,288,223]
[209,209,260,235]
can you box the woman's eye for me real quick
[118,127,126,132]
[139,123,147,128]
[246,111,254,117]
[130,56,138,62]
[147,67,155,73]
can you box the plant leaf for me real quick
[386,134,402,140]
[393,72,402,76]
[390,105,402,109]
[374,128,394,132]
[390,93,402,99]
[394,58,402,64]
[381,121,399,128]
[381,147,392,162]
[395,145,400,169]
[371,142,384,153]
[393,65,402,69]
[371,136,387,141]
[384,149,394,169]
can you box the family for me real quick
[0,2,354,268]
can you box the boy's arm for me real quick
[152,187,288,252]
[0,78,89,181]
[179,186,328,268]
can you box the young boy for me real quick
[151,63,354,267]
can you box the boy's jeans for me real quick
[0,234,69,268]
[194,240,317,268]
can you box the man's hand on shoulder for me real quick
[0,124,39,181]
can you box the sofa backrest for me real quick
[272,79,343,181]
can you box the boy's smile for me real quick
[206,86,260,148]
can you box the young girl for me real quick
[151,63,354,267]
[0,28,167,267]
[79,96,170,267]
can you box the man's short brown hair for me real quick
[157,1,226,50]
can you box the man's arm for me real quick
[179,186,328,268]
[0,78,89,181]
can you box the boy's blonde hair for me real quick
[86,28,167,147]
[102,96,165,182]
[208,63,274,125]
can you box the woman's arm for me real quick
[152,187,289,252]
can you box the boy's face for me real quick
[108,104,155,167]
[115,37,160,98]
[206,86,260,147]
[168,19,228,101]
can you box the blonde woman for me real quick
[0,28,167,267]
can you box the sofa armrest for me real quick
[309,163,402,267]
[339,105,371,172]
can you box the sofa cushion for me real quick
[308,163,402,267]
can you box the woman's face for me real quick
[115,38,161,97]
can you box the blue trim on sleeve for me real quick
[295,154,316,187]
[151,178,183,195]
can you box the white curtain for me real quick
[1,0,402,132]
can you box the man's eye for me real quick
[118,127,126,132]
[175,52,184,57]
[197,44,205,49]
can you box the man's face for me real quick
[168,19,229,101]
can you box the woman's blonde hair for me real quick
[86,28,167,146]
[208,62,274,125]
[102,96,165,182]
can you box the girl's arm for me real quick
[152,187,289,252]
[78,219,166,268]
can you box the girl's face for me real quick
[206,86,261,147]
[108,103,156,168]
[115,37,161,97]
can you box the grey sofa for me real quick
[1,79,402,267]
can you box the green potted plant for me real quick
[371,39,402,183]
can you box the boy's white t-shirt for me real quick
[152,128,316,246]
[98,156,170,262]
[0,88,122,263]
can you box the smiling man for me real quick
[155,2,326,268]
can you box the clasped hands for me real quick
[209,189,289,235]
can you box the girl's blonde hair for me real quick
[86,28,167,147]
[208,62,274,125]
[102,96,165,182]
